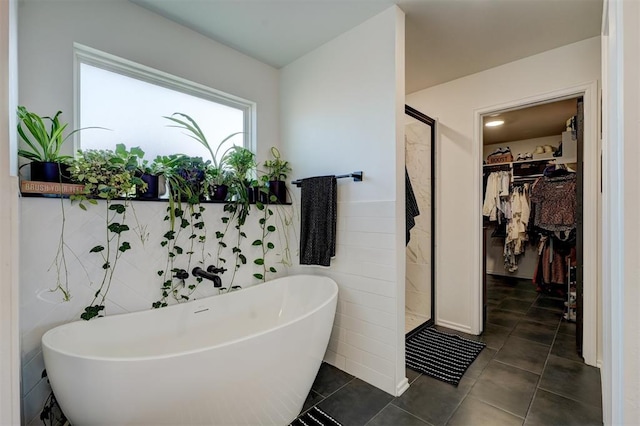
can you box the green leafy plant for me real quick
[253,200,278,281]
[164,112,241,170]
[69,144,145,203]
[17,105,102,162]
[39,370,67,426]
[68,144,145,320]
[262,147,291,182]
[154,154,208,205]
[153,202,209,308]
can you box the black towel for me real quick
[300,176,337,266]
[406,168,420,245]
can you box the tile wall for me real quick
[289,199,398,394]
[20,197,289,424]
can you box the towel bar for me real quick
[291,171,363,187]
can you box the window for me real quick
[74,44,254,163]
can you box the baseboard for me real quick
[486,270,533,280]
[435,319,475,335]
[396,378,410,396]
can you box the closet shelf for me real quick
[483,157,563,168]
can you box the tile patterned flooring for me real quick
[300,275,603,425]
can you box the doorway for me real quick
[480,95,588,359]
[405,105,435,334]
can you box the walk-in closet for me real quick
[481,98,584,359]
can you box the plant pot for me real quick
[268,180,287,204]
[210,184,228,201]
[137,173,160,199]
[30,161,71,183]
[246,186,259,204]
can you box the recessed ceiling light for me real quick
[485,120,504,127]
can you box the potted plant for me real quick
[163,112,244,201]
[205,165,232,201]
[67,144,144,320]
[68,144,145,200]
[17,105,101,183]
[225,146,258,203]
[261,147,291,204]
[136,157,163,199]
[154,154,209,205]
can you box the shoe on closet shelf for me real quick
[533,146,545,154]
[488,147,507,157]
[553,142,563,157]
[543,145,556,153]
[516,153,533,161]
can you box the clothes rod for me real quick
[291,171,363,187]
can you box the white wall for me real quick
[18,0,279,163]
[281,6,406,395]
[0,0,21,423]
[18,1,282,423]
[407,37,601,333]
[601,0,640,423]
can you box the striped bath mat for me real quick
[406,327,486,386]
[290,406,343,426]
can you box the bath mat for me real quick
[290,406,343,426]
[405,327,486,386]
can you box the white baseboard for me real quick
[435,318,475,335]
[396,378,409,396]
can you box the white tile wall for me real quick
[19,197,291,424]
[290,200,399,395]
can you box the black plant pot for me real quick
[246,186,259,204]
[137,173,160,199]
[210,184,228,201]
[268,180,287,204]
[30,161,71,183]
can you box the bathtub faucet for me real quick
[192,267,222,288]
[206,265,227,275]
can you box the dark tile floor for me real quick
[299,275,603,426]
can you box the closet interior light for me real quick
[485,120,505,127]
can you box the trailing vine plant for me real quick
[153,202,208,308]
[253,196,278,281]
[69,144,145,320]
[39,370,67,426]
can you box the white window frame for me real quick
[72,43,256,155]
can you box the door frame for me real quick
[405,105,436,329]
[472,81,599,367]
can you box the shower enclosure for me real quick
[405,105,435,334]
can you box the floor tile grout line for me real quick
[457,394,527,423]
[387,403,435,426]
[523,315,562,420]
[491,358,545,377]
[363,400,403,426]
[536,384,604,409]
[304,374,356,417]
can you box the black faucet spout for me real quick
[192,267,222,288]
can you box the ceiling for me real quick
[131,0,603,94]
[482,98,578,145]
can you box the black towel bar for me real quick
[291,171,363,187]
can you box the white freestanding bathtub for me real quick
[42,274,338,426]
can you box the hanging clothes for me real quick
[530,172,577,292]
[530,173,577,232]
[504,184,531,272]
[482,170,511,222]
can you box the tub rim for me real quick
[42,274,338,362]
